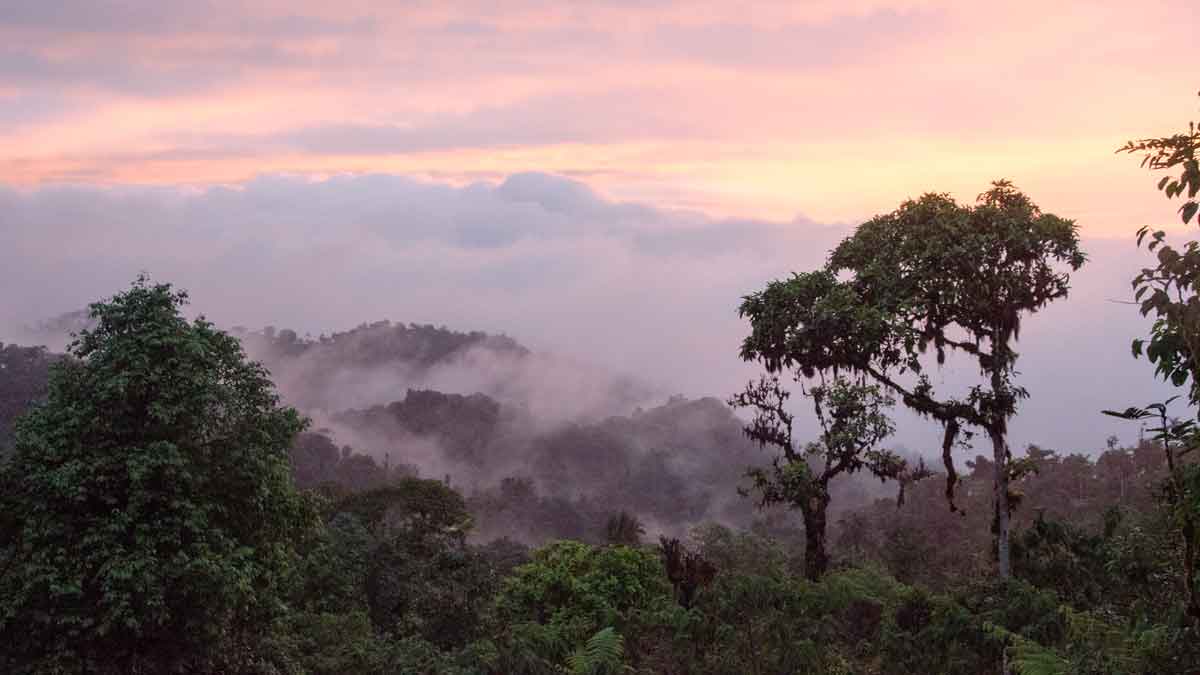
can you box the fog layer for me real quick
[0,172,1173,452]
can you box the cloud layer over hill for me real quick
[0,172,1173,452]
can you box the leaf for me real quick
[1101,407,1147,420]
[568,627,625,675]
[1182,201,1199,225]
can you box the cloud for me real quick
[201,87,715,157]
[0,0,1194,239]
[0,1,375,38]
[644,8,940,70]
[0,171,1176,457]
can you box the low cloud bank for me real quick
[0,172,1173,453]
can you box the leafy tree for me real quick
[0,276,317,674]
[1108,97,1200,623]
[737,181,1085,578]
[335,475,472,537]
[327,478,495,648]
[292,512,373,616]
[731,375,925,580]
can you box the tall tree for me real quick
[738,181,1085,578]
[730,375,923,580]
[0,277,317,674]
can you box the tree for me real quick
[738,181,1085,578]
[658,536,716,609]
[604,511,645,547]
[0,277,317,674]
[493,541,674,673]
[1106,96,1200,624]
[336,478,495,650]
[730,375,923,580]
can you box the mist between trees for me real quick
[1,102,1199,674]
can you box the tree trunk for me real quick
[989,326,1014,581]
[802,494,831,581]
[990,426,1012,579]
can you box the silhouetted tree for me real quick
[738,181,1085,578]
[605,511,645,546]
[658,537,716,609]
[731,376,925,580]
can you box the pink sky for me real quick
[2,0,1195,233]
[1,1,1196,453]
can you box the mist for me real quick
[0,172,1175,461]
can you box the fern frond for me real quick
[984,622,1070,675]
[566,627,626,675]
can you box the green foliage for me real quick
[1111,98,1200,625]
[738,180,1085,578]
[567,627,626,675]
[326,478,495,649]
[684,571,828,674]
[366,534,497,649]
[267,610,386,675]
[985,622,1070,675]
[882,588,994,675]
[0,276,318,674]
[732,374,918,580]
[493,541,674,672]
[1010,512,1110,608]
[292,512,372,615]
[739,182,1084,388]
[335,476,472,536]
[689,521,797,578]
[1118,97,1200,227]
[269,609,497,675]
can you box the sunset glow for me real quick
[3,1,1195,232]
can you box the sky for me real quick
[1,0,1197,454]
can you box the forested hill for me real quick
[309,390,768,543]
[234,320,529,411]
[0,320,769,543]
[1,320,529,448]
[233,319,654,421]
[237,320,530,371]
